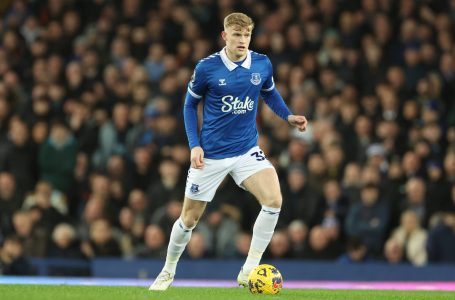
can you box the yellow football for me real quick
[247,264,283,294]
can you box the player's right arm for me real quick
[184,62,207,169]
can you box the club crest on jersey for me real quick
[190,183,199,193]
[250,73,261,85]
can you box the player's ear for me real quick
[221,31,227,41]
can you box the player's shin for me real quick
[162,217,195,274]
[242,205,281,275]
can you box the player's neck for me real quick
[224,48,247,62]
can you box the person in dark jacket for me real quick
[0,118,37,192]
[0,235,34,275]
[81,219,121,258]
[47,223,84,258]
[38,119,77,196]
[427,213,455,263]
[345,183,389,256]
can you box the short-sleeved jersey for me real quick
[187,48,275,159]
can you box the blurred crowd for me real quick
[1,0,455,275]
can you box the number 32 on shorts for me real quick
[251,151,266,161]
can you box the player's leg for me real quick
[163,198,207,274]
[149,197,207,291]
[230,146,281,286]
[150,158,230,291]
[238,168,282,286]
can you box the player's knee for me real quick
[270,197,282,209]
[262,194,282,209]
[180,213,201,228]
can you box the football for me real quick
[247,264,283,294]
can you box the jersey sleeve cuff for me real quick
[261,83,275,92]
[189,142,201,149]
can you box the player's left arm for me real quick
[260,58,307,132]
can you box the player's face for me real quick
[222,25,252,61]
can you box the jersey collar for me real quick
[220,47,251,71]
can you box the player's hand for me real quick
[191,146,205,169]
[288,115,308,132]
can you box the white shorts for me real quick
[184,146,274,202]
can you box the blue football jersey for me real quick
[187,48,275,159]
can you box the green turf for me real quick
[0,285,453,300]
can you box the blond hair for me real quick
[224,12,254,30]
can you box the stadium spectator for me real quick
[184,231,211,259]
[382,159,406,229]
[47,223,83,259]
[150,199,182,240]
[401,177,427,226]
[146,158,184,216]
[315,179,348,231]
[197,207,239,258]
[107,178,127,220]
[106,155,127,188]
[426,160,452,217]
[38,119,77,196]
[345,183,389,256]
[133,224,166,259]
[301,226,342,260]
[77,195,107,241]
[337,237,370,264]
[444,152,455,184]
[0,117,37,192]
[86,173,111,203]
[281,163,319,226]
[92,102,133,169]
[287,220,308,259]
[12,210,47,257]
[126,189,148,227]
[401,151,423,179]
[126,145,158,192]
[390,210,428,266]
[366,143,389,175]
[117,206,144,256]
[341,162,361,204]
[427,213,455,263]
[360,164,383,189]
[306,152,328,194]
[383,238,405,265]
[351,115,374,164]
[81,218,121,258]
[21,182,67,235]
[234,232,252,259]
[0,172,22,237]
[31,121,49,145]
[22,181,68,216]
[266,230,293,259]
[0,235,34,275]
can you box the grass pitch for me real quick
[0,285,453,300]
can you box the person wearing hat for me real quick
[366,143,389,174]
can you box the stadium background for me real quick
[0,0,454,280]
